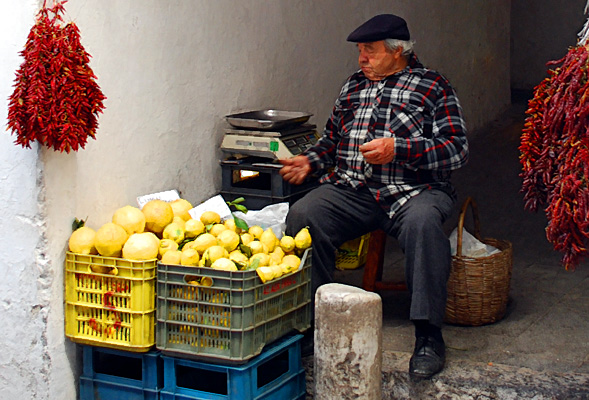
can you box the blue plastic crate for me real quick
[79,345,163,400]
[160,334,305,400]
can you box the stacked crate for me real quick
[79,346,162,400]
[66,246,311,399]
[159,334,305,400]
[64,252,161,398]
[154,249,312,399]
[77,335,305,400]
[64,252,158,352]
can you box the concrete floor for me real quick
[307,100,589,398]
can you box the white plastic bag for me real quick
[232,202,289,239]
[449,227,500,258]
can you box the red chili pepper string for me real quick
[520,45,589,270]
[6,0,105,153]
[520,77,552,211]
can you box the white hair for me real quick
[384,39,415,56]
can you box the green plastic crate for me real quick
[156,249,312,363]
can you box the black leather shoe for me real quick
[409,335,445,380]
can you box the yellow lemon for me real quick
[68,226,97,255]
[260,228,277,253]
[95,222,129,257]
[142,200,174,236]
[202,245,229,264]
[268,250,283,266]
[256,265,283,283]
[217,229,240,252]
[200,210,221,225]
[161,249,183,265]
[294,227,312,250]
[279,263,293,274]
[240,232,254,246]
[272,246,285,259]
[191,233,218,254]
[229,250,249,269]
[173,216,186,230]
[200,277,213,286]
[182,240,198,251]
[270,264,284,278]
[282,254,301,271]
[163,222,185,244]
[248,240,267,255]
[181,248,200,266]
[209,223,227,237]
[122,232,160,260]
[185,219,205,238]
[211,258,238,271]
[90,264,117,275]
[224,218,240,233]
[248,225,264,240]
[144,232,161,247]
[170,198,193,221]
[249,252,270,267]
[159,239,179,259]
[279,235,295,252]
[256,266,274,283]
[112,205,146,235]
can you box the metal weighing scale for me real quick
[219,109,321,210]
[221,109,320,162]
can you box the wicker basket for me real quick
[444,197,513,326]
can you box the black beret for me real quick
[347,14,410,43]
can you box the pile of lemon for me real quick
[67,198,312,283]
[159,207,312,284]
[68,198,193,261]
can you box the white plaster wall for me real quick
[44,1,512,230]
[0,1,511,398]
[0,0,65,398]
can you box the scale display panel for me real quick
[221,129,320,160]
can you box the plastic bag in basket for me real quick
[449,227,500,258]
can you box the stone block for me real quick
[314,283,382,400]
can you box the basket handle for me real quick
[456,196,482,257]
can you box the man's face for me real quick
[357,41,402,81]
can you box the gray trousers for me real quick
[286,183,455,327]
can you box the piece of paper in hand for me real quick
[188,194,233,222]
[232,202,289,239]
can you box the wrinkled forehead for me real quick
[356,41,389,52]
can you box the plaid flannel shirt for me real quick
[304,53,469,217]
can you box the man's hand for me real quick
[279,155,311,185]
[359,137,396,164]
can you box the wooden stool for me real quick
[362,229,408,292]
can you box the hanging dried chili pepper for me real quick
[6,0,105,153]
[519,45,589,270]
[520,76,552,212]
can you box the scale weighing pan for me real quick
[226,109,312,130]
